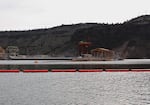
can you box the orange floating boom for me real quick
[78,69,103,72]
[51,69,77,72]
[0,70,20,73]
[131,69,150,72]
[23,69,48,73]
[105,69,130,72]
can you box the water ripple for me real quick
[0,72,150,105]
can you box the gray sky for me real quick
[0,0,150,31]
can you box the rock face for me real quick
[0,15,150,58]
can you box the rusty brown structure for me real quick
[0,47,6,59]
[78,41,91,55]
[91,48,114,60]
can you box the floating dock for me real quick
[0,59,150,72]
[0,59,150,65]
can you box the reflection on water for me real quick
[0,72,150,105]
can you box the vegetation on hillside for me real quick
[0,15,150,58]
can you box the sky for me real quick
[0,0,150,31]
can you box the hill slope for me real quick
[0,15,150,58]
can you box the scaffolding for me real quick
[6,46,19,56]
[91,48,114,60]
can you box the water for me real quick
[0,72,150,105]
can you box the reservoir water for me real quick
[0,72,150,105]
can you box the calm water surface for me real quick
[0,72,150,105]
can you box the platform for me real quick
[0,59,150,69]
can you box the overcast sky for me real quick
[0,0,150,31]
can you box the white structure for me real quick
[6,46,19,56]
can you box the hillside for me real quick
[0,15,150,58]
